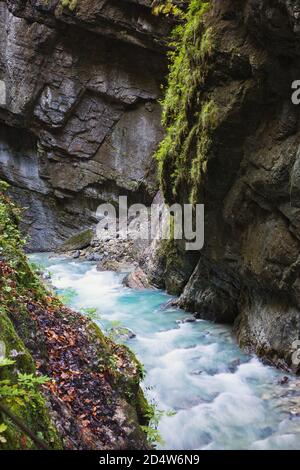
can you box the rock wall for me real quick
[0,0,169,250]
[145,0,300,370]
[2,0,300,372]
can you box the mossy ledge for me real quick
[156,0,215,205]
[0,183,149,450]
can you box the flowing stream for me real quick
[30,253,300,450]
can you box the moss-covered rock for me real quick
[0,189,62,449]
[0,310,62,449]
[155,0,300,369]
[58,229,93,252]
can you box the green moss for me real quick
[59,0,78,11]
[58,229,93,252]
[0,185,62,449]
[2,389,62,450]
[156,0,218,204]
[86,320,149,426]
[113,344,149,426]
[152,0,183,18]
[0,310,62,449]
[0,310,34,375]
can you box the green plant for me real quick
[80,307,101,321]
[0,370,49,408]
[0,423,7,444]
[29,262,43,274]
[0,181,48,301]
[152,0,183,18]
[0,358,15,367]
[60,0,78,11]
[0,359,49,445]
[107,320,122,341]
[141,401,176,446]
[155,1,216,204]
[138,362,146,381]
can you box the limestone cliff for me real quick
[147,0,300,371]
[2,0,300,373]
[0,0,170,250]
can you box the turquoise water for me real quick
[30,253,300,450]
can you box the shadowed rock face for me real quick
[140,0,300,370]
[0,0,169,250]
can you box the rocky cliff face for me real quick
[0,0,169,250]
[2,0,300,372]
[143,0,300,371]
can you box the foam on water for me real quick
[30,253,300,450]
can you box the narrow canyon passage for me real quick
[2,0,300,455]
[30,253,300,450]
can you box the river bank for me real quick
[30,252,300,450]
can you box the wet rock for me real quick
[140,0,300,369]
[160,298,180,310]
[176,317,197,324]
[58,229,93,252]
[0,0,169,251]
[108,327,136,341]
[259,427,273,440]
[279,376,290,385]
[123,267,153,290]
[97,259,135,273]
[191,370,203,376]
[228,359,241,373]
[86,253,102,262]
[291,147,300,208]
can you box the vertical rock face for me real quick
[3,0,300,372]
[146,0,300,370]
[0,0,169,250]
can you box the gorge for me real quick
[1,0,300,451]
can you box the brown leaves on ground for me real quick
[0,260,142,450]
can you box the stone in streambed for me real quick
[123,267,154,289]
[97,259,135,273]
[108,327,136,341]
[176,317,197,324]
[86,253,102,262]
[58,229,93,252]
[278,376,290,385]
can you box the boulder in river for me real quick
[123,267,154,290]
[58,229,93,252]
[108,327,137,341]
